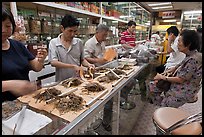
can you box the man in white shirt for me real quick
[84,24,112,131]
[156,26,186,73]
[48,14,94,82]
[84,24,109,67]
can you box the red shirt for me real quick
[120,30,136,47]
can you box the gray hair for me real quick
[96,24,109,33]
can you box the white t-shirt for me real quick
[165,36,186,69]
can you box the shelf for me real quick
[33,2,102,18]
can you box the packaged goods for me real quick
[41,18,52,34]
[52,19,61,34]
[30,17,42,34]
[24,18,30,33]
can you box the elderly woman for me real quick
[2,7,47,102]
[148,29,202,108]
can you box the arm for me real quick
[29,48,48,72]
[84,42,108,65]
[122,44,134,49]
[50,60,81,72]
[85,57,107,64]
[2,80,38,97]
[81,58,95,68]
[154,73,185,84]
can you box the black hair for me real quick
[127,20,136,27]
[166,26,179,37]
[156,31,160,35]
[61,14,79,29]
[197,27,202,33]
[180,29,200,51]
[2,6,16,34]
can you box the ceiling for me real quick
[140,2,202,13]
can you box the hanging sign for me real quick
[162,11,175,19]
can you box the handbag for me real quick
[156,71,173,92]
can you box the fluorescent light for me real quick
[120,15,130,18]
[122,5,139,9]
[131,8,143,11]
[184,10,202,14]
[176,22,181,25]
[148,2,171,7]
[152,6,173,10]
[163,19,177,22]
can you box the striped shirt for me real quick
[120,30,136,47]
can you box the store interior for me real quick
[2,2,202,135]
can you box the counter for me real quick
[2,61,149,135]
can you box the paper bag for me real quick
[103,48,117,61]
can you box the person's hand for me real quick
[88,64,95,70]
[154,73,165,80]
[73,65,82,74]
[168,33,174,43]
[5,80,38,97]
[165,67,175,73]
[36,48,48,63]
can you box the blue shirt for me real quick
[2,39,35,102]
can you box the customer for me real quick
[84,24,113,132]
[119,20,136,49]
[84,24,109,67]
[151,31,161,46]
[156,26,186,73]
[2,7,48,102]
[196,27,202,53]
[48,14,94,82]
[149,29,202,108]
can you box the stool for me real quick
[152,107,202,135]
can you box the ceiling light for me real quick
[152,6,173,10]
[163,19,177,22]
[183,10,202,14]
[148,2,171,7]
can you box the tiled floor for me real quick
[130,87,202,135]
